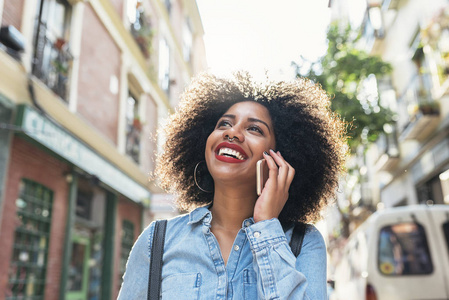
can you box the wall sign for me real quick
[16,105,151,204]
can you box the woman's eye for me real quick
[217,120,231,128]
[248,126,263,134]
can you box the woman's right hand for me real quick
[253,149,295,223]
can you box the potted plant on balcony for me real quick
[51,38,71,76]
[419,101,440,115]
[131,13,153,59]
[132,116,143,132]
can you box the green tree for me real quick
[293,22,394,152]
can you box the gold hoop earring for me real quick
[194,161,213,193]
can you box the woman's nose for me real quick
[222,126,244,142]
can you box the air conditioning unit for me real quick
[0,25,25,52]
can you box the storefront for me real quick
[381,135,449,207]
[0,104,150,299]
[412,138,449,205]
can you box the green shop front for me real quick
[1,105,150,300]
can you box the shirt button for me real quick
[234,245,240,251]
[245,221,251,227]
[253,232,260,238]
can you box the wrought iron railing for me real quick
[126,120,141,163]
[130,12,153,59]
[32,21,73,101]
[376,131,399,160]
[404,74,440,119]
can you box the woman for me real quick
[118,72,347,299]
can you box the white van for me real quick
[332,205,449,300]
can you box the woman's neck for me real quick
[210,185,257,231]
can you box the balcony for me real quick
[129,4,153,59]
[32,22,73,101]
[400,100,440,140]
[375,131,400,171]
[400,74,440,141]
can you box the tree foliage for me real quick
[294,22,394,152]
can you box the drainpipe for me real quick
[102,191,117,299]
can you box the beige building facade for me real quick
[360,0,449,208]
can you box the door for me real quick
[66,234,91,300]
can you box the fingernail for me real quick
[270,149,275,153]
[263,151,268,155]
[277,151,282,156]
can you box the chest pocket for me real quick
[161,272,201,299]
[243,269,257,299]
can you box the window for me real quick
[125,91,141,163]
[378,222,433,276]
[164,0,171,15]
[182,19,193,62]
[128,0,153,59]
[119,220,135,286]
[158,38,170,95]
[417,175,444,205]
[412,46,433,103]
[419,7,449,86]
[404,32,440,119]
[32,0,73,100]
[7,179,53,298]
[76,189,92,219]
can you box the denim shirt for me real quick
[118,206,327,299]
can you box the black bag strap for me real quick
[289,222,307,257]
[148,219,167,300]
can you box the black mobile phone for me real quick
[256,159,268,196]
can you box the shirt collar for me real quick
[187,205,212,225]
[187,205,256,229]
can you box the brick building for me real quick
[0,0,206,298]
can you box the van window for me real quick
[378,222,433,276]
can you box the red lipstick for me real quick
[215,142,248,163]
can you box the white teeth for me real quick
[218,148,245,160]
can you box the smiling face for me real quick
[205,101,276,187]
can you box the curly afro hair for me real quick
[155,72,348,223]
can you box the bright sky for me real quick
[196,0,333,80]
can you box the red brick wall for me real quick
[77,4,121,145]
[170,0,183,45]
[1,0,25,30]
[0,137,70,300]
[113,196,142,298]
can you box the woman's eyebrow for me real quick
[221,114,235,119]
[248,118,271,133]
[220,114,271,133]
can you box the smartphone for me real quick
[256,159,269,196]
